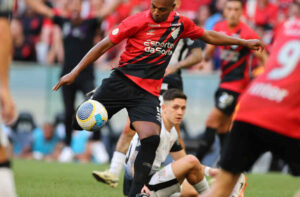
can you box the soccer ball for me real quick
[76,100,108,132]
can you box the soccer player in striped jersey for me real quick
[196,0,268,162]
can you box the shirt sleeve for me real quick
[108,15,141,45]
[170,140,183,152]
[181,16,204,40]
[185,38,205,50]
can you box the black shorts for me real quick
[220,121,300,176]
[91,70,161,127]
[123,176,133,196]
[0,0,13,18]
[214,88,240,116]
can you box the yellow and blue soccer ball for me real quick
[76,100,108,132]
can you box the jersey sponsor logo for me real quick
[112,28,119,35]
[284,19,300,36]
[144,40,174,56]
[220,49,240,62]
[148,24,161,27]
[218,92,234,109]
[248,82,288,103]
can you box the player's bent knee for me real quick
[185,155,200,167]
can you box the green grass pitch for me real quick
[13,159,300,197]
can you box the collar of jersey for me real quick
[147,10,177,25]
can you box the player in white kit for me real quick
[122,89,246,197]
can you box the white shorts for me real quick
[0,168,17,197]
[148,164,180,197]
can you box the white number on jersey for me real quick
[268,40,300,80]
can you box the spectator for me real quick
[32,123,63,161]
[195,5,211,28]
[7,112,36,158]
[71,131,109,164]
[206,0,226,30]
[19,6,44,46]
[37,0,68,64]
[177,0,211,20]
[245,0,279,28]
[11,19,36,61]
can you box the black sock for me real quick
[128,135,160,197]
[196,127,217,161]
[218,132,229,155]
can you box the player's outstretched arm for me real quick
[200,30,264,51]
[53,37,115,91]
[165,47,202,76]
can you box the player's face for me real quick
[151,0,175,23]
[224,1,242,27]
[163,98,186,126]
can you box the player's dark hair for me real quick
[163,89,187,102]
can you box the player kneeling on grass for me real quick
[118,89,245,197]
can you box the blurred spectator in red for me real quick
[37,0,69,64]
[11,19,36,61]
[19,6,44,46]
[244,0,279,28]
[177,0,211,20]
[277,0,294,19]
[104,0,150,31]
[194,5,211,28]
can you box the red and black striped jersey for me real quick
[213,20,259,93]
[235,17,300,139]
[109,10,204,96]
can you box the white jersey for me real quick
[124,121,180,179]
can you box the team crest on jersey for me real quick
[218,92,234,109]
[112,28,119,35]
[171,27,180,39]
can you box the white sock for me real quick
[109,151,126,178]
[193,177,209,194]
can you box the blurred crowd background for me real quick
[10,0,294,68]
[4,0,295,171]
